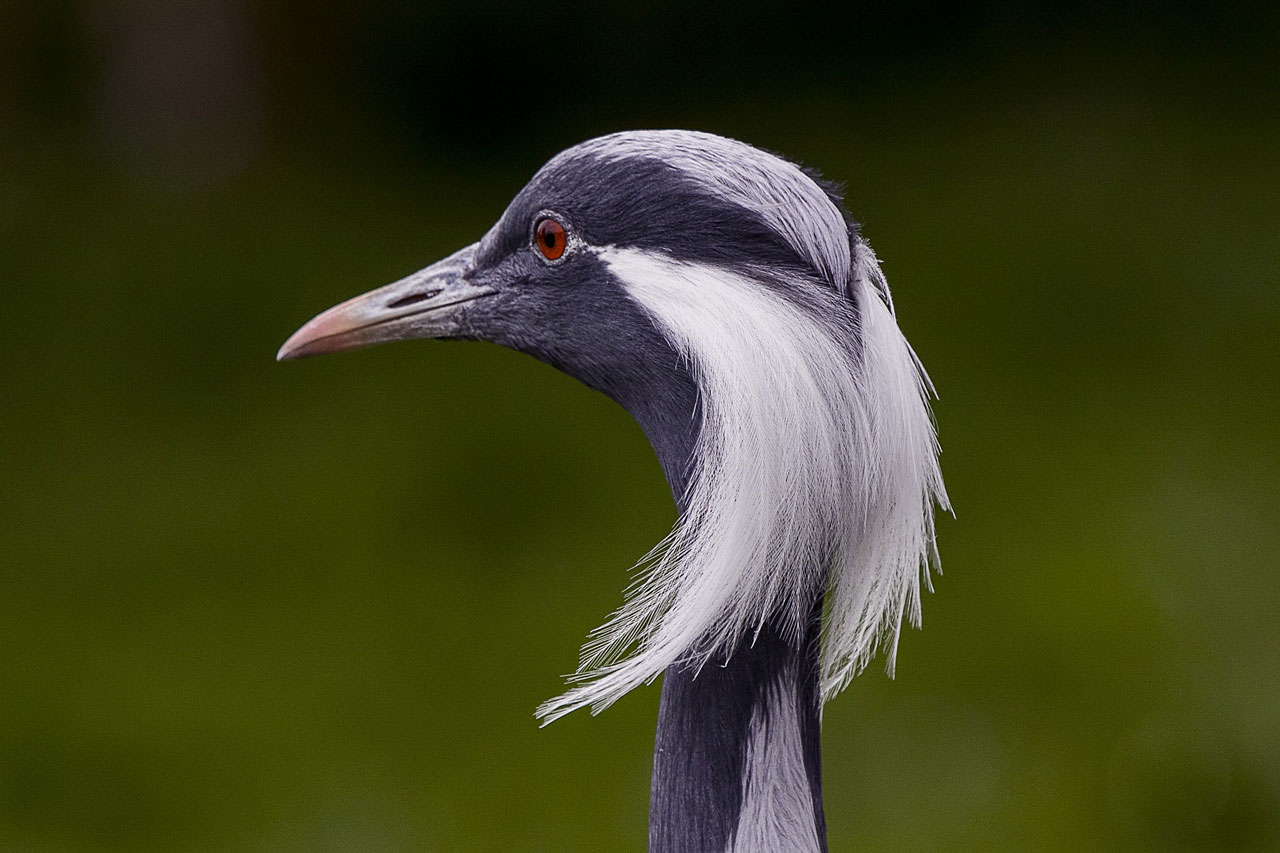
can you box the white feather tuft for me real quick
[536,239,948,723]
[820,244,950,700]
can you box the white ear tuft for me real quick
[819,241,950,700]
[535,242,948,724]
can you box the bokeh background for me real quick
[2,1,1278,849]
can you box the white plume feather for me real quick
[536,238,948,723]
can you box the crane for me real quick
[278,130,949,853]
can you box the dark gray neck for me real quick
[649,601,828,853]
[630,388,827,853]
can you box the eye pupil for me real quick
[535,217,567,261]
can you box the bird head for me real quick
[279,130,949,723]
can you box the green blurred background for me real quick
[2,1,1278,849]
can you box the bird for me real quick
[278,130,949,853]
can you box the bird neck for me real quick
[638,402,827,853]
[619,358,827,852]
[649,599,828,853]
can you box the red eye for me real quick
[535,217,567,261]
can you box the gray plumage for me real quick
[279,130,948,852]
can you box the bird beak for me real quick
[277,242,494,361]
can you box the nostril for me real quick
[387,288,442,309]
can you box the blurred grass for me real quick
[2,65,1279,850]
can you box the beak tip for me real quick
[276,337,302,362]
[277,324,325,361]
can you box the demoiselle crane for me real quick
[279,130,949,852]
